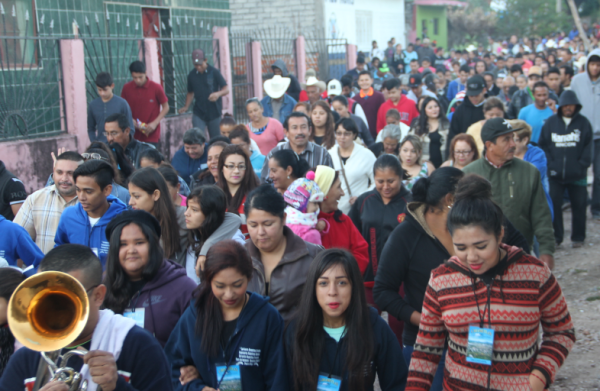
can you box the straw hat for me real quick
[305,76,327,92]
[264,75,291,99]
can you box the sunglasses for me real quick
[82,153,108,162]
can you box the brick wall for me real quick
[230,0,323,33]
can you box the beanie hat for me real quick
[283,173,324,213]
[314,166,335,195]
[106,210,161,241]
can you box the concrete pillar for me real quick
[212,26,233,115]
[295,36,306,84]
[60,39,89,152]
[346,44,357,72]
[144,38,161,84]
[251,41,263,100]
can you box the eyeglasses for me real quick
[335,131,354,138]
[454,150,473,156]
[223,164,247,171]
[85,284,100,295]
[82,153,108,161]
[103,131,122,138]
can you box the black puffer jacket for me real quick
[538,90,593,183]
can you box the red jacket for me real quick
[376,95,419,133]
[318,210,369,275]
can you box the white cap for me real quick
[327,79,342,96]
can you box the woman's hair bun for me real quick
[411,177,430,203]
[454,174,493,202]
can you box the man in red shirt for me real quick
[121,61,170,146]
[376,78,419,133]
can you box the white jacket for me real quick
[328,142,377,214]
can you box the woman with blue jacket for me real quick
[165,239,288,390]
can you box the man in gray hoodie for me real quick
[271,59,302,101]
[571,49,600,218]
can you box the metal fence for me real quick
[252,27,297,82]
[304,32,347,81]
[156,37,218,116]
[230,31,254,123]
[0,36,66,140]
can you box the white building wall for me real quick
[324,0,406,53]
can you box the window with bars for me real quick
[355,10,372,50]
[0,0,37,67]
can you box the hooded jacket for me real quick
[271,59,302,102]
[0,215,44,275]
[54,194,127,267]
[246,226,323,321]
[570,48,600,139]
[348,187,412,286]
[127,259,197,347]
[463,157,555,255]
[164,292,288,391]
[446,95,486,152]
[374,203,530,347]
[406,244,575,391]
[539,90,593,184]
[284,306,408,391]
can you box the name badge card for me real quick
[317,373,342,391]
[216,364,242,391]
[123,308,145,328]
[466,325,495,366]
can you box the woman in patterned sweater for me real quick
[406,174,575,391]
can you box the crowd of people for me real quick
[3,27,599,389]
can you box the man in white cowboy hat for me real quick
[305,76,326,105]
[261,75,298,124]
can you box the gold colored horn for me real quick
[8,271,89,352]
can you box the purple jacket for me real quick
[129,259,197,347]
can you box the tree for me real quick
[447,7,497,48]
[494,0,571,37]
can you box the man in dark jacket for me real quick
[271,59,301,102]
[104,113,155,169]
[446,75,487,151]
[538,90,593,248]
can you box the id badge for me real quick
[123,308,145,328]
[216,364,242,391]
[317,373,342,391]
[466,325,495,366]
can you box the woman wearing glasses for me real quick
[441,134,480,170]
[328,118,376,214]
[217,145,260,236]
[103,210,197,347]
[245,98,285,156]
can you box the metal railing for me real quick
[0,35,66,140]
[251,27,297,82]
[230,31,254,123]
[304,31,347,81]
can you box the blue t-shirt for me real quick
[518,104,554,143]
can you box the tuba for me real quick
[8,271,91,391]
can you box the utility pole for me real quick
[566,0,591,51]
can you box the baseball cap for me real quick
[408,74,422,88]
[466,75,486,96]
[327,79,342,96]
[528,66,542,78]
[481,117,523,143]
[192,49,205,64]
[379,63,391,73]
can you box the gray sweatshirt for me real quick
[570,48,600,139]
[87,95,134,142]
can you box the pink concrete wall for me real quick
[159,114,193,160]
[213,27,233,115]
[144,38,161,84]
[295,36,306,84]
[61,39,89,153]
[346,44,357,72]
[251,41,263,100]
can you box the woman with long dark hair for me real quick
[184,185,245,283]
[245,184,323,321]
[314,165,369,274]
[164,240,288,390]
[217,145,259,236]
[103,210,196,347]
[157,163,187,207]
[192,141,229,188]
[310,100,336,149]
[286,249,407,391]
[268,149,310,194]
[0,268,25,376]
[128,167,187,264]
[406,174,574,391]
[408,96,450,168]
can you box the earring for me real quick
[448,204,452,209]
[287,175,290,179]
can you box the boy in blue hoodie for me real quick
[54,160,127,267]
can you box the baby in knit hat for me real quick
[283,172,324,245]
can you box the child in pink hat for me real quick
[283,172,324,245]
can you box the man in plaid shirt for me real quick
[14,151,83,253]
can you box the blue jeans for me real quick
[192,115,221,140]
[403,345,446,391]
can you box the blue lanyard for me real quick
[207,327,246,388]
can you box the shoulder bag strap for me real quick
[337,149,353,198]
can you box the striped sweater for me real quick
[407,244,575,391]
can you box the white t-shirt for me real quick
[89,216,101,227]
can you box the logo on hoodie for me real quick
[552,129,580,147]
